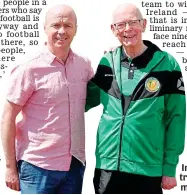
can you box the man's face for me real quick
[45,9,77,52]
[111,10,146,48]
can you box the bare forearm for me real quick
[1,112,21,192]
[1,119,17,169]
[1,101,23,170]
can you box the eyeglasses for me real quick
[113,19,143,31]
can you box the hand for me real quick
[5,167,20,191]
[162,176,177,190]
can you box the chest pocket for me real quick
[31,71,68,104]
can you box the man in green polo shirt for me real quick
[86,3,186,194]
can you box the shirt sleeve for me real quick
[6,65,35,106]
[162,59,186,177]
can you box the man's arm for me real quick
[1,101,23,191]
[162,61,186,189]
[86,79,100,111]
[85,59,100,111]
[86,53,113,111]
[1,64,34,191]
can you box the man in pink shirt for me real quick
[1,4,93,194]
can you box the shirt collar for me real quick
[42,46,75,66]
[121,47,128,62]
[120,40,157,69]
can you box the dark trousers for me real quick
[93,168,163,194]
[18,157,85,194]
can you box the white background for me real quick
[0,0,187,194]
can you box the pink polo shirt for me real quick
[6,47,93,171]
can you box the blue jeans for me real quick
[17,157,85,194]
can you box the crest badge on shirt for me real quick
[145,77,160,93]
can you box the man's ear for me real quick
[74,24,78,35]
[111,24,118,37]
[142,18,147,32]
